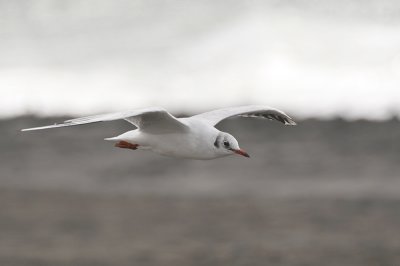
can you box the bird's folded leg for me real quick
[115,141,139,150]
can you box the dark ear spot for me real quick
[214,137,219,148]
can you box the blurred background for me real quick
[1,0,400,265]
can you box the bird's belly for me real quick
[141,133,217,160]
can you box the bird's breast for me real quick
[142,130,218,159]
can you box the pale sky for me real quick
[1,0,400,119]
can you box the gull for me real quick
[22,105,296,160]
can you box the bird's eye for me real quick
[223,141,230,147]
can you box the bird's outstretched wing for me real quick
[22,107,189,134]
[192,105,296,126]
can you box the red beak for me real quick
[233,149,250,158]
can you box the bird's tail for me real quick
[105,130,138,142]
[104,136,120,141]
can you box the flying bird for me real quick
[22,105,296,160]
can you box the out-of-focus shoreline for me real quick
[1,116,400,265]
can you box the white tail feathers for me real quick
[104,137,120,141]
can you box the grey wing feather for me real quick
[192,105,296,126]
[21,107,188,133]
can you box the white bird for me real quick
[22,105,296,160]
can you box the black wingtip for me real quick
[285,119,297,126]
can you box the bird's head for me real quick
[213,132,250,158]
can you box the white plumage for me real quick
[22,105,296,160]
